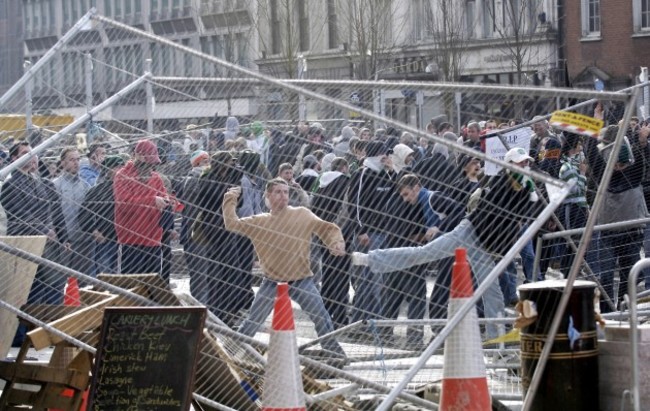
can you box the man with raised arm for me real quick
[223,177,346,360]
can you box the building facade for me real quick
[19,0,259,130]
[0,1,24,95]
[564,0,650,92]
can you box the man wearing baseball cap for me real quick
[113,139,169,274]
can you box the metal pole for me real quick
[375,183,572,411]
[541,216,650,240]
[85,53,94,145]
[522,89,640,411]
[85,53,93,111]
[0,240,153,307]
[24,61,33,134]
[627,258,650,411]
[0,298,96,353]
[0,9,96,109]
[298,55,307,121]
[533,236,543,282]
[145,58,154,134]
[0,74,150,181]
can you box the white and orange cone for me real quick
[439,248,491,411]
[262,283,306,411]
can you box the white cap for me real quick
[504,147,533,163]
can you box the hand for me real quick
[154,196,169,211]
[93,229,106,244]
[330,241,346,256]
[357,233,370,247]
[64,242,72,252]
[579,161,588,175]
[47,229,57,241]
[169,230,180,241]
[425,226,440,242]
[290,180,302,189]
[227,186,242,198]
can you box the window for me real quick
[104,0,112,16]
[270,0,282,54]
[466,0,476,38]
[633,0,650,32]
[298,0,309,52]
[236,33,247,66]
[24,0,32,33]
[49,0,55,28]
[581,0,600,37]
[327,0,338,49]
[411,0,434,41]
[483,0,496,37]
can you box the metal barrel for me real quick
[518,280,599,411]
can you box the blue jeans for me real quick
[499,261,519,304]
[95,240,118,274]
[351,232,385,322]
[519,224,540,282]
[368,219,505,339]
[238,277,344,356]
[599,229,643,311]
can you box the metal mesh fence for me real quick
[0,9,644,411]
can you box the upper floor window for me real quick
[327,0,338,49]
[411,0,434,41]
[633,0,650,32]
[581,0,600,37]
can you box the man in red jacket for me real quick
[114,139,169,274]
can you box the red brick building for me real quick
[563,0,650,90]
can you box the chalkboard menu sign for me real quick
[88,307,206,411]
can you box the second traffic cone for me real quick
[439,248,491,410]
[262,283,305,411]
[63,277,81,307]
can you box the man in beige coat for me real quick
[223,178,346,358]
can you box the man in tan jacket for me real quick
[223,178,346,359]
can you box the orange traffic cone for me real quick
[262,283,305,411]
[439,248,491,410]
[63,277,81,307]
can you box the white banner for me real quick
[483,127,532,176]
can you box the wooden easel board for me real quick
[87,306,206,411]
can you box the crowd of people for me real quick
[3,108,650,351]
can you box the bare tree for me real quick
[427,0,469,82]
[483,0,549,85]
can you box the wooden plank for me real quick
[97,273,177,305]
[27,292,140,350]
[0,236,47,359]
[79,289,113,306]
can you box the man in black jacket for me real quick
[311,157,351,329]
[1,142,68,305]
[352,147,542,339]
[79,156,124,275]
[347,141,395,323]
